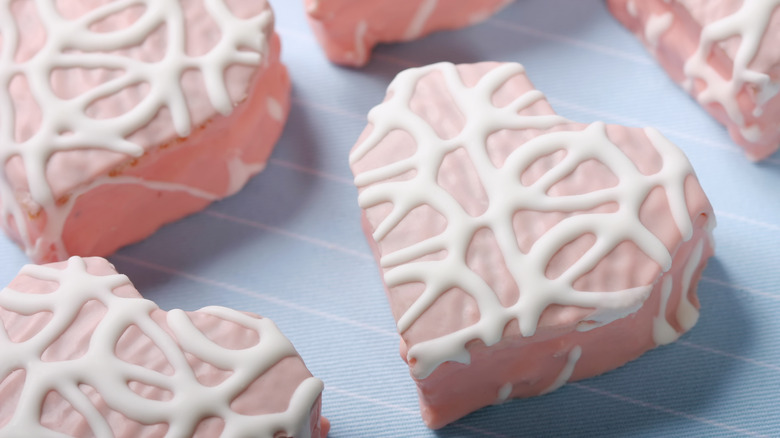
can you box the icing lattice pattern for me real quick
[682,0,780,142]
[0,0,273,260]
[0,257,322,437]
[351,62,702,379]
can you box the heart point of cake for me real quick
[0,256,328,438]
[350,61,715,428]
[0,0,292,263]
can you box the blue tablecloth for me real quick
[1,1,778,436]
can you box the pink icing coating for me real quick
[350,62,715,428]
[1,0,292,262]
[608,0,780,160]
[0,257,329,437]
[305,0,513,66]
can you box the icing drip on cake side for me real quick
[404,0,438,40]
[0,0,274,261]
[683,0,780,142]
[540,346,582,395]
[645,12,673,48]
[351,62,700,379]
[0,257,323,437]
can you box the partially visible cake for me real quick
[0,0,291,263]
[305,0,513,66]
[608,0,780,161]
[349,61,715,428]
[0,256,329,438]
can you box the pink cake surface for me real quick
[305,0,513,66]
[608,0,780,161]
[0,0,291,263]
[349,62,716,428]
[0,256,329,437]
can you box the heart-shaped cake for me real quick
[608,0,780,161]
[349,61,715,428]
[0,257,328,437]
[0,0,290,263]
[306,0,513,66]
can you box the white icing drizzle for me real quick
[653,237,705,345]
[351,62,699,379]
[267,96,285,122]
[540,346,582,395]
[0,257,323,438]
[683,0,780,142]
[0,0,274,261]
[653,276,678,345]
[225,156,266,196]
[495,382,512,404]
[404,0,438,40]
[676,238,704,332]
[644,12,673,48]
[627,0,638,18]
[353,20,369,64]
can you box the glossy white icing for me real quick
[627,0,638,17]
[683,0,780,141]
[676,239,704,332]
[351,62,699,379]
[496,382,513,404]
[267,97,285,122]
[653,276,677,345]
[353,20,369,64]
[0,257,323,437]
[540,346,582,395]
[0,0,274,261]
[404,0,438,39]
[653,237,705,345]
[644,12,673,48]
[226,157,267,197]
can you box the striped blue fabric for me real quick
[1,1,778,436]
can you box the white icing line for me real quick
[653,276,679,345]
[683,1,780,138]
[267,96,285,122]
[0,257,321,437]
[225,157,266,196]
[644,12,673,48]
[495,382,513,404]
[677,240,704,331]
[404,0,438,40]
[353,20,369,64]
[627,0,638,17]
[0,0,274,261]
[351,62,699,379]
[540,346,582,395]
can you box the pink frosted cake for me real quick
[0,256,329,437]
[0,0,291,263]
[608,0,780,161]
[305,0,513,66]
[349,62,716,428]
